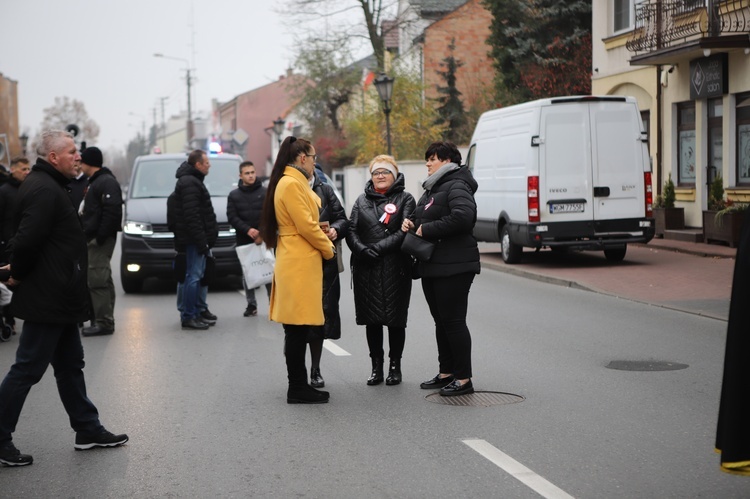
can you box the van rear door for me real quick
[538,103,594,223]
[589,100,645,221]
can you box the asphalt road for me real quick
[0,244,745,498]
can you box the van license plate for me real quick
[550,203,584,214]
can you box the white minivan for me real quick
[466,96,655,263]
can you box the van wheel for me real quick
[500,225,522,264]
[604,246,627,262]
[121,273,143,293]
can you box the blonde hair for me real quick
[368,154,398,174]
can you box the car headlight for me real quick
[123,221,154,235]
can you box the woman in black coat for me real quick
[307,167,349,388]
[401,142,480,396]
[347,155,415,386]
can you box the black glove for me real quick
[201,246,211,257]
[173,253,187,283]
[362,247,379,260]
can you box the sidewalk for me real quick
[479,238,736,321]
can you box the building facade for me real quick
[593,0,750,228]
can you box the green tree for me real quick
[483,0,591,104]
[343,71,447,164]
[434,38,469,144]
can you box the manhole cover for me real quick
[425,391,525,407]
[606,360,689,371]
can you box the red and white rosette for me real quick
[379,203,398,224]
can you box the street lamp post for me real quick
[19,133,28,156]
[373,73,395,156]
[154,53,193,148]
[272,117,285,146]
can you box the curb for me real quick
[480,259,728,322]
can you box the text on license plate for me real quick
[549,203,585,214]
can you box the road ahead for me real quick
[0,245,745,498]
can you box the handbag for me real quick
[235,242,276,289]
[401,231,435,262]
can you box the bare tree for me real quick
[38,96,100,145]
[279,0,397,71]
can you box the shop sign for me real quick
[690,53,728,100]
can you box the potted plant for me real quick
[703,175,748,247]
[653,173,684,237]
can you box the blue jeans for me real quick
[178,245,206,322]
[177,283,208,316]
[0,322,102,445]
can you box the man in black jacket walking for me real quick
[172,150,218,330]
[79,147,122,337]
[0,130,127,467]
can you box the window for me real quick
[707,98,723,186]
[613,0,634,33]
[737,93,750,184]
[677,102,696,185]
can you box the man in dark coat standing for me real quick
[172,149,218,330]
[0,130,127,467]
[79,147,123,337]
[227,161,270,317]
[0,156,31,335]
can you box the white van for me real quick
[466,96,655,263]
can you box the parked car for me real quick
[120,153,243,293]
[467,95,655,263]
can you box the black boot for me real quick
[367,358,384,385]
[310,367,325,388]
[385,358,402,385]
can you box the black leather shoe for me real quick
[201,309,218,321]
[182,318,209,330]
[310,368,325,388]
[419,374,454,389]
[287,385,329,404]
[385,359,402,385]
[81,325,114,337]
[367,358,384,386]
[198,316,216,327]
[243,306,257,317]
[439,379,474,396]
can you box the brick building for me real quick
[419,0,495,111]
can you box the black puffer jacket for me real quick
[81,167,123,243]
[411,165,480,278]
[0,175,22,257]
[171,161,218,253]
[312,171,349,339]
[346,173,415,327]
[227,181,266,246]
[9,159,90,323]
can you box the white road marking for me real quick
[323,339,351,356]
[462,439,575,499]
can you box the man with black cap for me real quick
[79,146,122,337]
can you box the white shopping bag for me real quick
[236,243,275,289]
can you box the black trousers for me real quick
[284,324,312,388]
[0,321,102,445]
[365,325,405,360]
[421,272,475,380]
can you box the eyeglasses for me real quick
[372,170,393,177]
[305,154,318,161]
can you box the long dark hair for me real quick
[260,136,312,249]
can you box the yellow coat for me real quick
[269,167,335,325]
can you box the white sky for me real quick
[0,1,311,151]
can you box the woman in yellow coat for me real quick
[260,136,335,404]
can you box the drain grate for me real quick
[606,360,689,371]
[425,391,525,407]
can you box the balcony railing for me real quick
[626,0,749,54]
